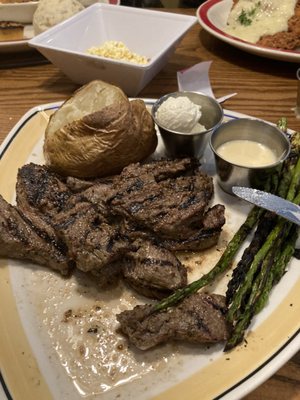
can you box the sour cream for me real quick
[225,0,297,44]
[155,96,205,133]
[216,139,277,167]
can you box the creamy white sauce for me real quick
[225,0,297,43]
[216,139,277,167]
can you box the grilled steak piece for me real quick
[119,158,200,182]
[16,164,130,276]
[64,158,225,250]
[107,163,215,240]
[66,175,116,193]
[91,261,123,288]
[122,239,187,299]
[66,177,96,192]
[67,158,198,198]
[161,205,226,251]
[79,158,200,209]
[81,182,114,217]
[53,199,132,273]
[117,292,231,350]
[16,163,71,220]
[0,195,71,274]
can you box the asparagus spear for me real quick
[226,175,300,348]
[225,212,275,305]
[275,132,300,198]
[254,225,299,314]
[225,225,298,351]
[226,218,288,323]
[286,157,300,201]
[224,243,278,350]
[277,117,287,132]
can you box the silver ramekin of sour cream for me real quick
[152,91,223,158]
[210,118,291,194]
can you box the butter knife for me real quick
[232,186,300,226]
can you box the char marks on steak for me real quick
[161,204,226,251]
[16,163,72,219]
[119,157,200,182]
[0,195,71,274]
[16,164,131,276]
[53,199,132,273]
[117,292,232,350]
[107,159,216,243]
[1,158,226,299]
[123,239,187,299]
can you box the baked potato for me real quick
[44,80,158,178]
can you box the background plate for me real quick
[197,0,300,63]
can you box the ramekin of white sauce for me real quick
[210,118,290,194]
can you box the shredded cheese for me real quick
[87,40,149,65]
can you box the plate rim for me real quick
[196,0,300,63]
[1,101,300,400]
[0,0,120,53]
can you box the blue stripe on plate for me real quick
[0,372,12,400]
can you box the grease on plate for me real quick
[19,222,232,398]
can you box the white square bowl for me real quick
[28,4,197,96]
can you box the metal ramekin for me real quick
[152,91,223,158]
[210,118,291,194]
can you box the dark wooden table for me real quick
[0,8,300,399]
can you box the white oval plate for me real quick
[197,0,300,63]
[0,102,300,400]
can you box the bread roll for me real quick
[44,80,158,178]
[33,0,84,34]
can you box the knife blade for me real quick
[232,186,300,226]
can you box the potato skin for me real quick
[44,81,157,178]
